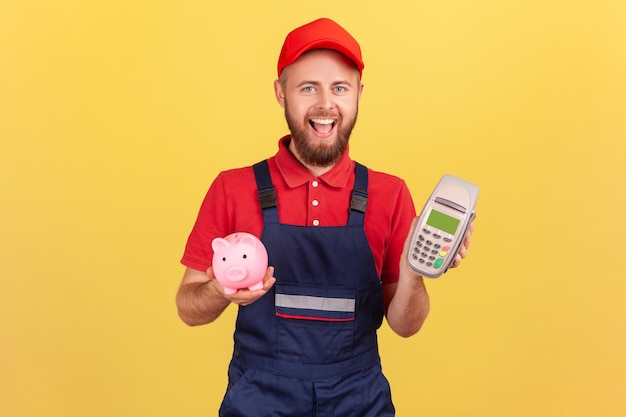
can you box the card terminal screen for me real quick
[426,209,460,235]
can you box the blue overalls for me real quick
[218,160,395,417]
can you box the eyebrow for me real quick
[295,80,354,88]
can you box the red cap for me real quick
[277,18,364,78]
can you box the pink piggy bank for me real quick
[211,232,268,294]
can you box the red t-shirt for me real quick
[181,136,416,284]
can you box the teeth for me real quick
[310,118,334,125]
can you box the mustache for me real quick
[307,111,340,120]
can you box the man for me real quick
[177,18,473,416]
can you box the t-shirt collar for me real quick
[275,135,353,189]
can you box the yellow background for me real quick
[2,1,625,416]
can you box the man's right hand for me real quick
[213,266,276,307]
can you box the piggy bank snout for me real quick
[224,265,248,282]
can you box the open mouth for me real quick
[309,118,337,136]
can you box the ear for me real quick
[274,79,286,109]
[239,234,257,249]
[211,237,229,252]
[357,82,364,104]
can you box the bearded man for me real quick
[176,18,473,417]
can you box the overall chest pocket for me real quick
[275,283,356,363]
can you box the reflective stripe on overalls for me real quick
[218,160,395,417]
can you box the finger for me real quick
[458,245,467,259]
[264,266,275,281]
[261,266,276,290]
[463,223,474,249]
[400,217,419,261]
[263,277,277,291]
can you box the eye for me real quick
[302,86,315,94]
[334,86,347,94]
[222,257,226,262]
[242,254,247,259]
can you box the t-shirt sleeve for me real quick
[180,173,231,272]
[380,180,417,284]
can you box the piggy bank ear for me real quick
[211,237,230,252]
[239,234,257,249]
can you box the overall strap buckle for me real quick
[253,160,279,223]
[348,162,368,226]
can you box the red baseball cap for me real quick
[277,18,364,78]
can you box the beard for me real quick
[284,100,358,167]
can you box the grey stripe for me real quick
[275,294,355,312]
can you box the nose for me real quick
[315,89,334,110]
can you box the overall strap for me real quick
[253,160,279,224]
[348,162,368,227]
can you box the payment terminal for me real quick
[407,174,478,278]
